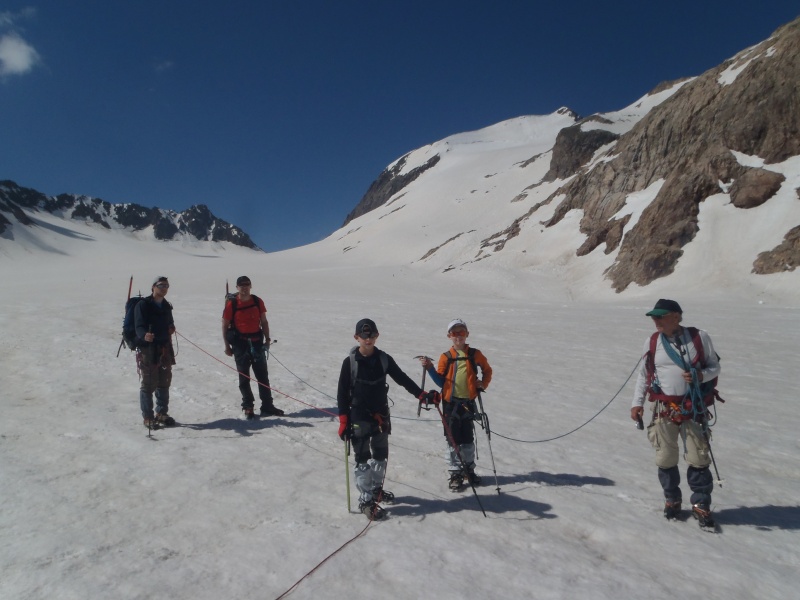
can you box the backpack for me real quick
[224,293,262,342]
[121,295,145,351]
[645,327,723,407]
[349,346,389,395]
[443,347,480,398]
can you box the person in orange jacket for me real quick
[421,318,493,490]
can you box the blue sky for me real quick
[2,2,798,251]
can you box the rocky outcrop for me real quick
[343,153,441,226]
[542,16,800,291]
[542,124,619,182]
[0,180,260,249]
[752,225,800,273]
[729,168,785,208]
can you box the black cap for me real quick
[355,318,378,336]
[236,276,251,286]
[646,299,683,316]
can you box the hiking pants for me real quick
[138,345,173,419]
[233,340,273,409]
[648,414,713,505]
[351,418,389,503]
[443,398,477,473]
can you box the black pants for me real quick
[233,340,273,409]
[443,398,477,445]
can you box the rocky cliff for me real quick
[542,17,800,290]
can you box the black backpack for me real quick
[121,295,145,351]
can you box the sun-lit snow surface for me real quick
[0,207,798,600]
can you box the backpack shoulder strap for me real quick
[349,346,358,385]
[645,332,659,388]
[349,347,389,387]
[467,347,478,371]
[686,326,705,366]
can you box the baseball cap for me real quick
[236,275,251,286]
[355,318,378,336]
[447,318,468,332]
[646,299,683,317]
[152,276,169,286]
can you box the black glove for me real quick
[419,390,440,406]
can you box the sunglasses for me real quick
[357,332,378,339]
[237,282,251,287]
[155,283,170,289]
[449,329,467,336]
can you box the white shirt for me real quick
[632,327,721,407]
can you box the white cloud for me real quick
[0,32,41,76]
[154,59,175,73]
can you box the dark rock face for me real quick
[0,180,259,250]
[543,125,619,182]
[542,16,800,291]
[343,153,441,226]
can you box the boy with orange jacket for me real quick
[421,318,493,490]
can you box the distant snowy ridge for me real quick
[0,180,260,250]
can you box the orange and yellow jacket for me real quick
[428,345,492,402]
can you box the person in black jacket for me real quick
[337,318,438,520]
[134,276,176,429]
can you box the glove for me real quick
[418,390,441,406]
[338,414,350,441]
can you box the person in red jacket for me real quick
[421,318,493,490]
[222,276,284,419]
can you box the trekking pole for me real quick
[676,336,723,486]
[344,439,351,512]
[414,357,430,417]
[434,402,487,517]
[116,276,134,357]
[476,391,501,494]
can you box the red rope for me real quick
[175,330,337,417]
[274,519,376,599]
[175,330,387,598]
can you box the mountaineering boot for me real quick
[692,504,716,529]
[373,487,395,504]
[663,500,682,520]
[155,413,176,427]
[143,418,161,430]
[359,500,386,521]
[466,469,482,485]
[448,471,465,491]
[243,407,257,420]
[260,404,285,417]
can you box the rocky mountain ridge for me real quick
[342,16,800,292]
[0,180,259,250]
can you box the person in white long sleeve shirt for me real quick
[631,299,721,527]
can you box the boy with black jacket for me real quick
[337,318,438,520]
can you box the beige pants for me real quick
[647,416,711,470]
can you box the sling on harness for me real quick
[645,327,724,424]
